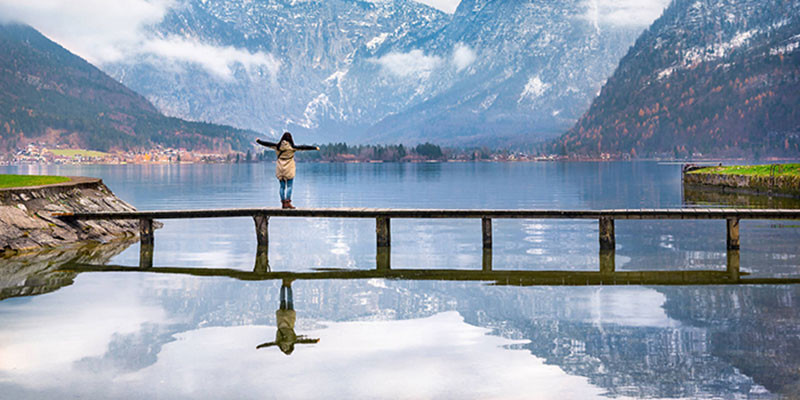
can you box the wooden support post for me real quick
[727,218,740,250]
[376,216,391,270]
[376,216,390,248]
[139,244,153,269]
[482,217,492,250]
[482,249,493,272]
[598,217,616,272]
[254,245,270,274]
[482,217,492,271]
[599,250,615,273]
[377,247,391,271]
[139,219,154,269]
[253,214,270,273]
[726,249,740,281]
[254,214,269,247]
[140,218,154,246]
[599,217,615,251]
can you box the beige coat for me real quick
[276,308,297,330]
[275,308,298,343]
[275,140,297,180]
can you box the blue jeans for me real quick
[279,179,293,201]
[280,284,293,310]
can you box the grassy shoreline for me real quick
[0,174,71,189]
[687,164,800,177]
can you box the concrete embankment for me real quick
[0,177,139,253]
[683,166,800,198]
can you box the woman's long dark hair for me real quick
[279,132,295,148]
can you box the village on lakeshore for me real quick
[2,142,567,165]
[6,142,799,166]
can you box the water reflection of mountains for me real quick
[3,244,800,398]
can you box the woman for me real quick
[256,132,319,209]
[256,279,320,355]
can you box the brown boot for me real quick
[281,200,289,209]
[285,199,296,209]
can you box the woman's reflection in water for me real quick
[256,279,320,355]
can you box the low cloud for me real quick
[371,43,476,78]
[452,43,476,72]
[583,0,670,28]
[0,0,171,63]
[0,0,280,80]
[141,37,281,80]
[411,0,461,14]
[370,49,444,78]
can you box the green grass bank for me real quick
[0,175,71,189]
[684,164,800,198]
[687,164,800,177]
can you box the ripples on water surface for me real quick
[1,162,799,399]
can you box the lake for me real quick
[1,161,799,399]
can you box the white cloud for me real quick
[1,312,611,398]
[411,0,461,14]
[0,275,168,375]
[582,0,671,28]
[451,43,476,72]
[371,43,476,78]
[370,49,444,78]
[0,0,280,80]
[0,0,172,63]
[140,37,281,80]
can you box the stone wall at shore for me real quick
[683,170,800,198]
[0,177,139,253]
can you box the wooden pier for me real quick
[57,207,800,278]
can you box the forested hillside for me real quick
[0,23,255,153]
[553,0,800,158]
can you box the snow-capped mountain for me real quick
[554,0,800,157]
[103,0,652,144]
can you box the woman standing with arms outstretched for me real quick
[256,132,319,209]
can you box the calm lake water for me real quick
[1,161,799,399]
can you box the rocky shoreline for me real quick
[0,177,139,253]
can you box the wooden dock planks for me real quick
[53,207,800,220]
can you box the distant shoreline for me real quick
[5,157,800,166]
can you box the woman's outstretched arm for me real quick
[256,139,279,149]
[295,336,320,344]
[256,341,278,349]
[294,144,320,151]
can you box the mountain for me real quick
[360,0,645,145]
[0,23,255,153]
[553,0,800,158]
[102,0,650,145]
